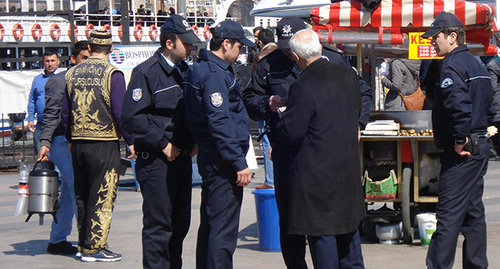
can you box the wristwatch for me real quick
[455,137,467,145]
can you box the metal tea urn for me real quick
[25,161,59,225]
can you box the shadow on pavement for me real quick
[4,239,48,256]
[237,222,260,251]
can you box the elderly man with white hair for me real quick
[275,29,366,269]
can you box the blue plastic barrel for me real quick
[252,189,281,252]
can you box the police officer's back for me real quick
[183,20,256,269]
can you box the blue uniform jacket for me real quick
[243,49,300,145]
[121,48,194,152]
[243,45,372,145]
[433,45,495,149]
[184,49,249,172]
[322,45,373,128]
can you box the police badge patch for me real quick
[210,92,223,107]
[441,78,453,88]
[132,88,142,101]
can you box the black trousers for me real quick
[195,152,243,269]
[426,142,489,269]
[272,145,308,269]
[308,231,365,269]
[72,140,120,254]
[135,151,192,269]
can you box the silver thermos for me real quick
[25,161,59,225]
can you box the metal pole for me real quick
[357,43,362,75]
[177,0,186,17]
[69,12,75,46]
[370,44,378,111]
[109,0,112,24]
[121,0,130,45]
[153,0,157,26]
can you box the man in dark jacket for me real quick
[276,28,365,269]
[243,17,372,268]
[38,41,90,255]
[422,12,493,269]
[121,15,199,269]
[252,28,277,190]
[251,28,277,73]
[484,31,500,157]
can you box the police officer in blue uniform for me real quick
[243,17,372,268]
[321,44,372,128]
[121,15,199,269]
[421,12,494,269]
[184,21,255,269]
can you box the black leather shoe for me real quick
[47,241,78,255]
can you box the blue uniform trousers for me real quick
[308,231,364,269]
[49,135,76,244]
[426,142,489,269]
[196,152,243,269]
[136,152,192,269]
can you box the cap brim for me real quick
[277,38,290,49]
[421,27,442,39]
[239,38,256,48]
[178,32,201,44]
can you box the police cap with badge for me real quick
[208,21,255,108]
[211,20,256,48]
[276,17,307,49]
[160,14,201,44]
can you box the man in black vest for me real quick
[63,29,134,262]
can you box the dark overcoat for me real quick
[276,58,366,236]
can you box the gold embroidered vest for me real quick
[65,57,122,141]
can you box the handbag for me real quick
[363,170,398,200]
[399,79,425,110]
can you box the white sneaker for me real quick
[80,249,122,262]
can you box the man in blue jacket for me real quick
[27,49,60,155]
[422,11,494,269]
[122,15,199,269]
[184,20,255,269]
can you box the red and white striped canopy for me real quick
[311,0,496,30]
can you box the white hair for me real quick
[289,29,322,61]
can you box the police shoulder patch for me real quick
[210,92,223,107]
[441,78,453,88]
[132,88,142,102]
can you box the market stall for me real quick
[308,0,497,244]
[310,0,497,55]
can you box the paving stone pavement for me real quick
[1,160,500,268]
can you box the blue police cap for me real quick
[160,14,200,44]
[277,17,307,49]
[422,11,463,39]
[212,21,255,47]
